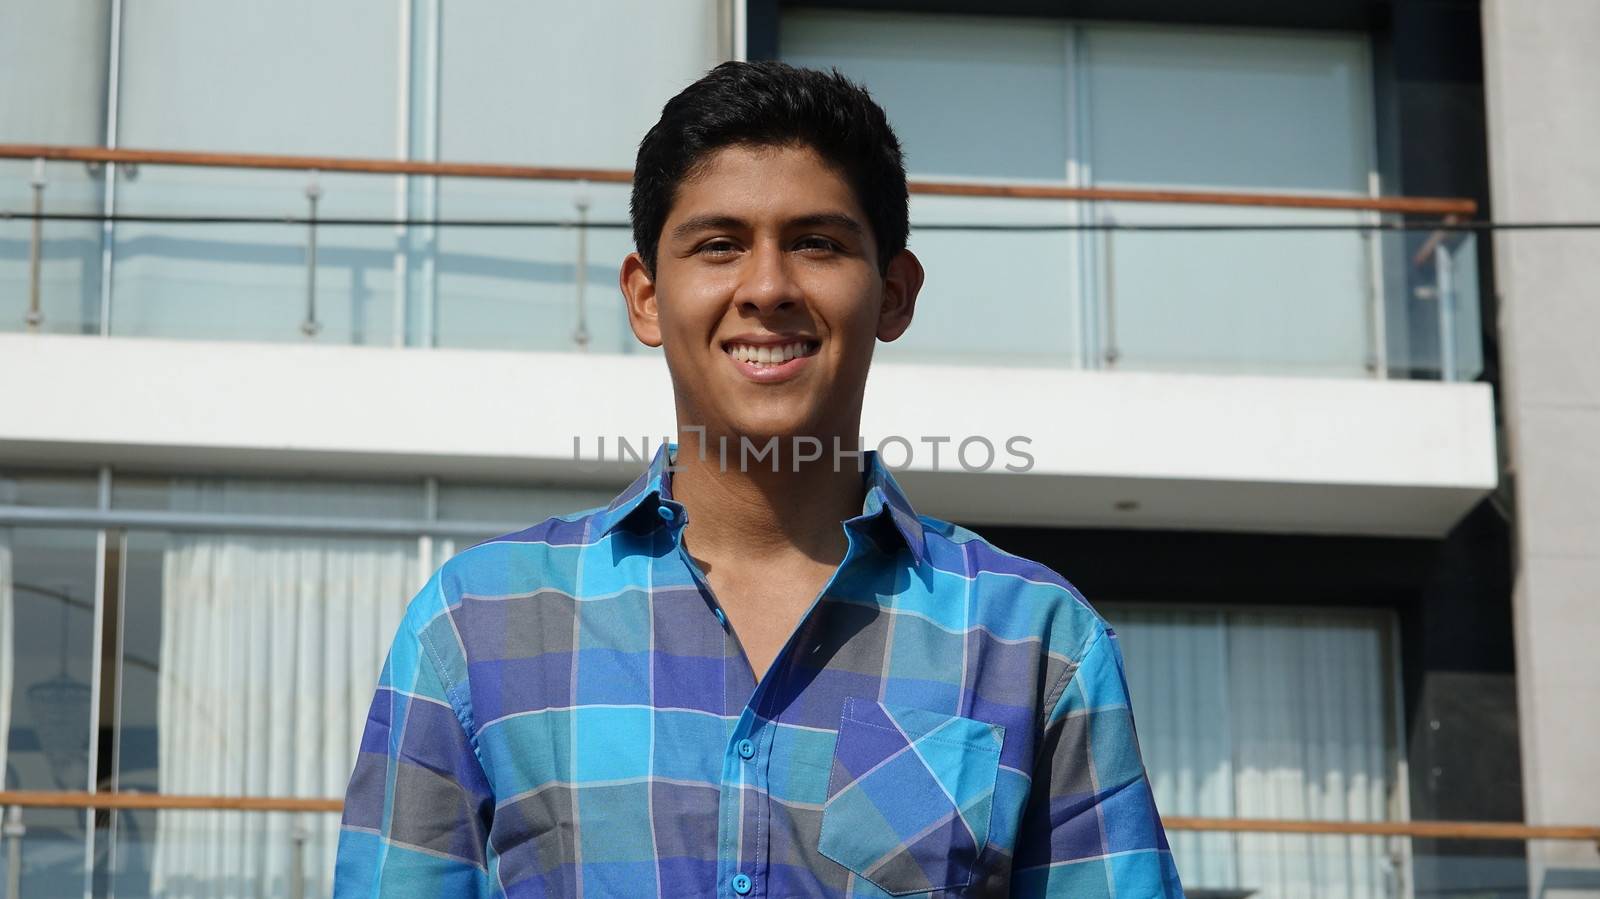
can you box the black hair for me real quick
[630,60,908,276]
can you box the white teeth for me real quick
[727,341,815,366]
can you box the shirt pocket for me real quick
[817,697,1005,896]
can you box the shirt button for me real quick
[657,505,676,522]
[736,738,755,760]
[713,608,727,627]
[731,873,752,895]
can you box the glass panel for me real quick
[0,470,101,510]
[0,525,99,896]
[429,178,639,353]
[1411,839,1529,899]
[0,160,106,337]
[435,481,617,526]
[1386,230,1485,382]
[0,4,110,337]
[1202,831,1408,897]
[783,9,1071,181]
[1082,26,1374,194]
[109,0,401,345]
[434,481,619,555]
[1104,834,1597,899]
[112,475,424,521]
[1100,205,1375,377]
[105,808,338,899]
[109,166,401,345]
[438,1,722,172]
[889,195,1084,367]
[1410,838,1600,898]
[1446,233,1484,382]
[0,5,109,147]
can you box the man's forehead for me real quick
[666,145,866,230]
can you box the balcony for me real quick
[2,144,1482,379]
[0,145,1498,538]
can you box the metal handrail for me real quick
[0,143,1478,216]
[0,791,1595,844]
[1162,816,1600,843]
[0,791,340,813]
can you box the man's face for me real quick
[621,143,921,443]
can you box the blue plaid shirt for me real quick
[336,445,1182,897]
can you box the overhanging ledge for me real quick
[0,334,1497,537]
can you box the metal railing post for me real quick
[3,805,24,899]
[1434,239,1457,382]
[1362,223,1388,378]
[572,180,591,351]
[26,158,46,332]
[288,818,307,899]
[301,170,323,337]
[1100,209,1120,368]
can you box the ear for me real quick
[876,249,924,342]
[620,252,663,348]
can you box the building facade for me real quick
[0,1,1591,897]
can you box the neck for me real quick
[669,431,866,568]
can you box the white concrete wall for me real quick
[0,333,1496,537]
[1483,1,1600,893]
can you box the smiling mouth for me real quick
[721,339,821,368]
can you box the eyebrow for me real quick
[668,212,865,243]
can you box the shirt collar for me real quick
[596,442,927,564]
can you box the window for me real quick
[0,468,620,896]
[783,10,1385,377]
[1104,604,1405,897]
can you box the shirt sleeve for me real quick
[1010,625,1186,897]
[333,602,498,898]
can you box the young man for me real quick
[336,62,1183,898]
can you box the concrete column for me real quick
[1481,1,1600,895]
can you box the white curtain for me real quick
[151,481,416,899]
[1107,606,1398,899]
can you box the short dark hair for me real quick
[630,61,908,276]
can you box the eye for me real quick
[697,238,740,257]
[795,235,841,254]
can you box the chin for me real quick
[728,417,816,442]
[718,397,823,438]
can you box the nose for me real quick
[732,241,802,315]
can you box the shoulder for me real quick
[396,504,613,657]
[433,504,610,599]
[916,514,1109,665]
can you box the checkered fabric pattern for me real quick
[335,444,1183,898]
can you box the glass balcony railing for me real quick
[2,146,1485,381]
[1,795,1597,899]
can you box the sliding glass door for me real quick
[1105,604,1406,898]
